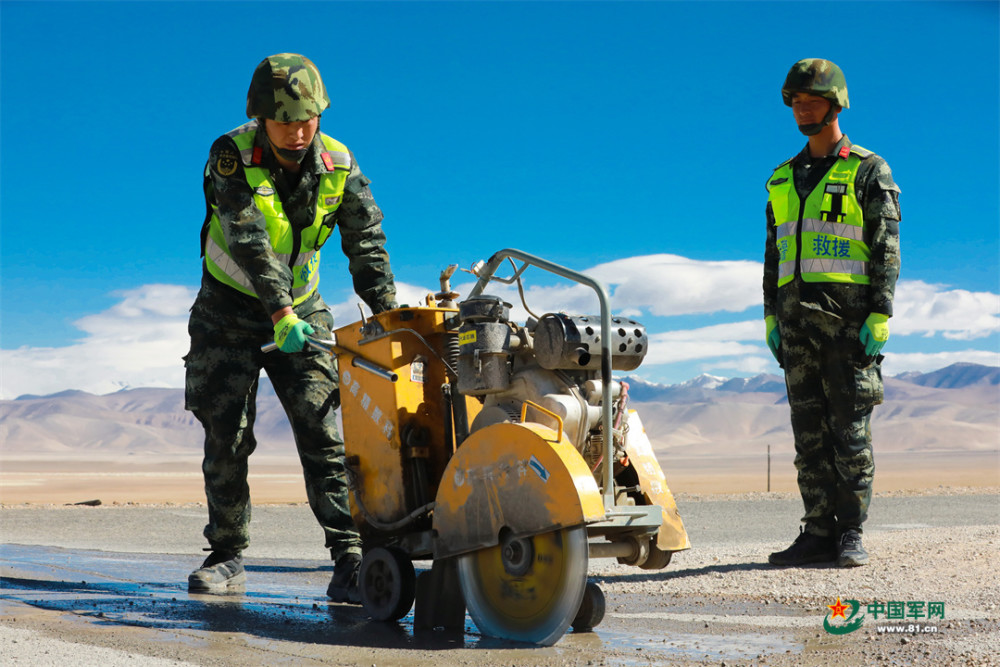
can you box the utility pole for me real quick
[767,444,771,493]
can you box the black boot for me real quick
[837,528,869,567]
[188,550,245,592]
[768,528,836,566]
[327,552,362,604]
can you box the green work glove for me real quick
[273,313,314,353]
[764,315,781,362]
[859,312,890,356]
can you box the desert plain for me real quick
[2,448,997,506]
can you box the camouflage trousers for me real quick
[780,311,884,538]
[184,301,360,560]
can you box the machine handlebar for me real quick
[260,336,336,354]
[261,336,398,383]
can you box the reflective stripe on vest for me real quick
[204,125,351,305]
[767,146,871,287]
[204,236,321,299]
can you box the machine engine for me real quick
[457,294,648,472]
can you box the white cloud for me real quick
[893,280,1000,340]
[636,320,776,379]
[704,355,774,377]
[642,320,763,365]
[325,281,437,325]
[2,259,998,398]
[643,339,764,365]
[419,254,763,322]
[0,282,438,400]
[654,319,761,343]
[589,254,763,316]
[0,285,197,399]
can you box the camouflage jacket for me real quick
[199,121,397,322]
[763,135,901,325]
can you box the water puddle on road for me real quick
[2,544,804,662]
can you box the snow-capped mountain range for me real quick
[1,363,996,456]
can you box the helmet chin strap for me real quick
[272,145,310,163]
[797,103,838,136]
[266,117,320,164]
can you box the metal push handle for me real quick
[261,336,398,383]
[260,337,337,354]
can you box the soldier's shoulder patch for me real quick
[216,149,239,177]
[850,144,873,159]
[320,150,351,172]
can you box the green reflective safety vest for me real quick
[767,145,873,287]
[204,121,351,305]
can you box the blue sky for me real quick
[1,0,998,399]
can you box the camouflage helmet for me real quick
[246,53,330,121]
[781,58,849,109]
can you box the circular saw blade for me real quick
[457,525,588,646]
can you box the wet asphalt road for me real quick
[4,494,995,557]
[2,542,797,666]
[2,494,997,666]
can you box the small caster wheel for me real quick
[640,545,673,570]
[572,581,606,632]
[359,547,416,622]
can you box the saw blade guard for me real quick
[432,421,604,560]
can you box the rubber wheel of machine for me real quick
[457,525,588,646]
[359,546,416,622]
[571,581,606,632]
[639,545,673,570]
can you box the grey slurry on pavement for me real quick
[1,494,996,662]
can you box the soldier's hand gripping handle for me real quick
[273,311,314,353]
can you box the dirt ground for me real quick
[2,494,998,667]
[2,449,997,505]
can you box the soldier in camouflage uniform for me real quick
[185,54,397,600]
[763,59,901,568]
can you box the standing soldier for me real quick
[185,53,397,600]
[763,58,901,567]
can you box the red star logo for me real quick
[828,597,849,619]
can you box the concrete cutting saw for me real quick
[316,249,689,645]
